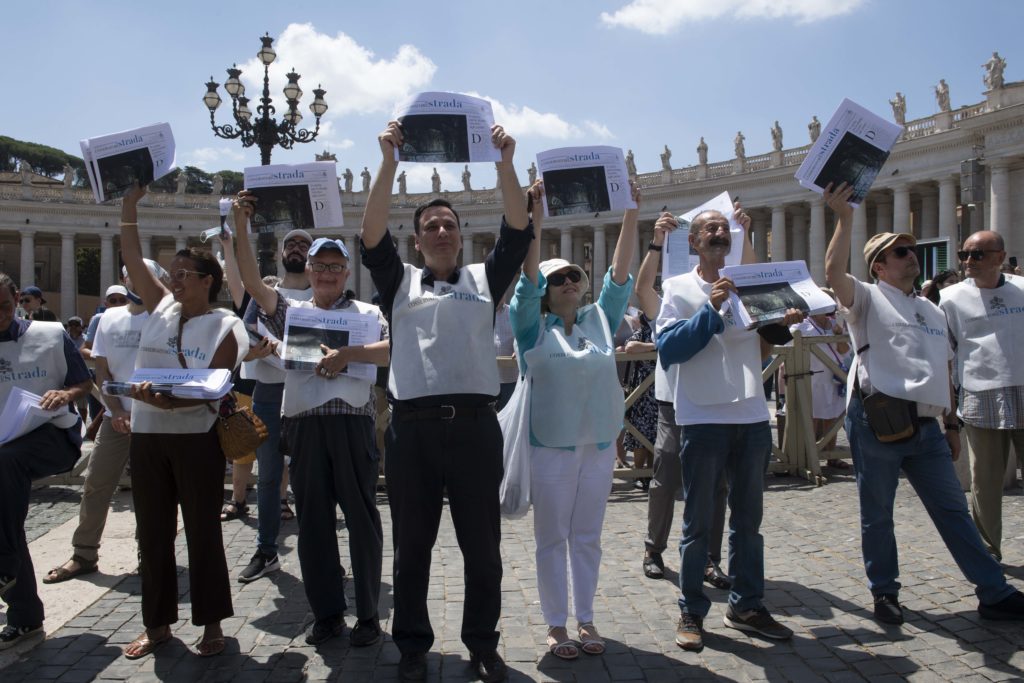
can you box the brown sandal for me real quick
[43,555,98,584]
[124,629,171,659]
[196,634,225,657]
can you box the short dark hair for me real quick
[176,248,223,303]
[413,198,461,235]
[0,273,16,299]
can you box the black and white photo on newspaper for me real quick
[720,260,836,330]
[393,91,500,164]
[281,306,379,382]
[536,146,635,218]
[243,161,343,232]
[79,123,176,203]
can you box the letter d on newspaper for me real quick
[80,123,176,203]
[661,191,744,282]
[794,98,902,207]
[393,91,500,163]
[536,146,635,218]
[282,306,380,383]
[244,161,344,233]
[720,260,836,330]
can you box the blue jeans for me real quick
[253,400,285,556]
[846,394,1012,605]
[677,421,771,617]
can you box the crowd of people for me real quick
[2,120,1024,682]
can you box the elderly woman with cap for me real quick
[233,193,389,648]
[510,180,638,659]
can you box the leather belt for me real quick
[393,402,496,422]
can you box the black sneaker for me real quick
[873,594,904,625]
[238,551,280,583]
[0,624,44,650]
[350,618,382,647]
[642,551,665,579]
[469,649,507,683]
[305,616,344,645]
[979,589,1024,620]
[675,613,704,651]
[723,605,793,640]
[399,652,427,681]
[0,574,15,599]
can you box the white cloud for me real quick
[464,92,615,142]
[600,0,865,34]
[584,120,615,140]
[185,146,246,168]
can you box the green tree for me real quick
[0,135,87,183]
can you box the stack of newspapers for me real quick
[720,261,836,330]
[80,123,176,203]
[102,368,234,400]
[0,387,63,445]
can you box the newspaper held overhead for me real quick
[102,368,234,400]
[0,387,64,445]
[662,191,745,282]
[282,307,381,383]
[393,92,500,164]
[720,260,836,330]
[244,161,344,233]
[794,98,903,207]
[536,146,636,218]
[80,123,176,203]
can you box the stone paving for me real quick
[5,464,1024,682]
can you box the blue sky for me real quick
[6,0,1022,193]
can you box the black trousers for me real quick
[0,423,80,627]
[385,410,504,655]
[131,430,233,628]
[287,414,383,622]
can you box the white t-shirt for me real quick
[92,305,149,414]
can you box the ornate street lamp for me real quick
[203,33,329,274]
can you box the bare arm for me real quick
[218,232,246,309]
[231,194,279,314]
[636,212,675,319]
[824,183,857,308]
[494,125,528,230]
[360,121,401,250]
[610,182,641,285]
[523,181,543,285]
[120,184,170,313]
[734,200,758,265]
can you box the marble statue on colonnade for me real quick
[734,132,745,160]
[697,137,708,165]
[212,174,224,195]
[890,92,907,125]
[176,172,187,195]
[935,79,951,112]
[343,168,354,193]
[462,165,472,191]
[660,145,672,171]
[397,170,407,194]
[528,162,537,185]
[808,115,821,143]
[63,165,74,189]
[771,121,783,152]
[625,149,636,177]
[431,168,441,193]
[361,167,371,193]
[984,51,1007,90]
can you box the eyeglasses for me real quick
[958,249,1002,262]
[309,262,347,273]
[888,246,915,259]
[171,269,210,281]
[106,296,129,305]
[548,270,583,287]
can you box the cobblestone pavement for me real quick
[5,465,1024,682]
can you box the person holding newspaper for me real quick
[118,184,249,659]
[0,273,92,650]
[510,180,636,659]
[656,203,800,651]
[233,194,389,648]
[360,120,532,683]
[823,182,1024,625]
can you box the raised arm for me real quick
[120,184,170,313]
[218,231,246,309]
[231,193,279,314]
[823,183,857,308]
[635,212,675,319]
[523,181,544,285]
[734,199,758,265]
[494,125,528,230]
[360,121,401,250]
[610,182,641,285]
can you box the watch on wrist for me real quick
[647,242,663,252]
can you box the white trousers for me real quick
[530,442,615,627]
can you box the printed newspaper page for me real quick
[794,98,902,207]
[662,191,745,281]
[393,92,500,163]
[102,368,234,400]
[0,387,63,445]
[282,307,380,383]
[244,161,344,231]
[80,123,176,203]
[536,146,636,218]
[720,260,836,329]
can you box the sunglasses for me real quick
[887,245,915,259]
[171,269,210,282]
[957,249,1001,262]
[548,270,583,287]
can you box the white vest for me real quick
[523,305,623,447]
[390,263,498,399]
[132,294,248,434]
[941,276,1024,393]
[241,285,312,385]
[846,282,951,411]
[281,298,381,417]
[663,269,763,407]
[92,305,148,413]
[0,322,78,430]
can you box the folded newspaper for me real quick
[536,146,635,218]
[244,161,344,232]
[393,92,500,163]
[102,368,234,400]
[0,387,64,445]
[794,98,902,207]
[720,260,836,330]
[282,307,380,383]
[80,123,176,203]
[662,191,744,281]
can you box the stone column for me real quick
[875,197,893,233]
[790,209,807,263]
[893,184,911,233]
[592,225,606,300]
[753,212,769,262]
[770,206,787,262]
[61,233,76,317]
[462,235,473,266]
[851,202,869,281]
[572,235,585,270]
[20,230,36,288]
[175,237,187,253]
[628,225,642,278]
[919,186,939,239]
[100,234,115,294]
[139,235,152,260]
[560,227,573,262]
[809,198,826,283]
[397,234,410,263]
[990,160,1011,254]
[938,176,959,256]
[473,240,485,265]
[342,236,358,297]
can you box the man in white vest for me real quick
[360,120,531,683]
[824,183,1024,625]
[940,230,1024,562]
[0,273,93,650]
[656,205,798,651]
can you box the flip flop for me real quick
[546,628,579,660]
[123,631,171,659]
[196,635,225,657]
[43,555,99,584]
[577,623,606,655]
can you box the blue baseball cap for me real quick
[308,237,349,259]
[22,286,45,303]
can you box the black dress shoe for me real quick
[399,652,427,681]
[305,616,344,645]
[349,618,382,647]
[873,594,904,625]
[979,589,1024,620]
[469,649,508,683]
[704,562,731,590]
[643,551,665,579]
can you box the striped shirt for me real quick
[960,385,1024,430]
